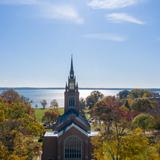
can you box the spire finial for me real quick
[70,55,74,78]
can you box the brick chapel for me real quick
[42,57,95,160]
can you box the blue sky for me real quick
[0,0,160,88]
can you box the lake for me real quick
[0,88,122,108]
[0,88,159,108]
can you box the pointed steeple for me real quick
[70,55,74,79]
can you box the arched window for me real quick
[69,96,75,108]
[64,136,82,160]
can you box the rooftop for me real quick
[44,130,98,137]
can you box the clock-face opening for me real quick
[70,73,74,78]
[69,82,74,90]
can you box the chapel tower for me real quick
[64,57,79,113]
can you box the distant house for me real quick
[42,57,96,160]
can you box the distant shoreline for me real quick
[0,87,160,91]
[0,87,160,108]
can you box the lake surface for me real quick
[0,88,121,108]
[0,88,159,108]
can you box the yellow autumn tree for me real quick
[92,129,159,160]
[119,128,159,160]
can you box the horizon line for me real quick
[0,87,160,91]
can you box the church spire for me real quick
[70,55,74,79]
[65,56,79,113]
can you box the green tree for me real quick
[50,99,59,108]
[79,98,86,110]
[131,98,154,113]
[86,91,104,108]
[132,113,155,132]
[118,90,130,99]
[129,89,153,99]
[41,99,47,109]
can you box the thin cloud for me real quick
[83,33,127,42]
[88,0,139,9]
[39,4,84,24]
[0,0,84,24]
[106,13,145,25]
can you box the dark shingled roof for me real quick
[56,109,90,128]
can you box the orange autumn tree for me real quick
[42,108,60,126]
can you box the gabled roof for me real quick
[58,123,89,137]
[44,123,98,137]
[56,120,87,133]
[56,109,90,128]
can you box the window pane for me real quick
[64,136,82,160]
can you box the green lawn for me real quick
[34,108,64,122]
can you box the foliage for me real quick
[0,142,8,160]
[119,128,159,160]
[118,90,130,99]
[131,98,156,113]
[86,91,104,108]
[132,113,155,132]
[79,98,86,109]
[91,90,160,160]
[154,116,160,130]
[42,108,59,125]
[92,129,159,160]
[118,89,158,100]
[50,99,59,108]
[40,99,47,109]
[34,108,64,122]
[91,96,136,134]
[0,109,5,122]
[129,89,154,99]
[0,89,44,160]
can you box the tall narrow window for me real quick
[64,136,82,160]
[69,96,75,108]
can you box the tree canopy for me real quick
[86,91,104,108]
[91,89,160,160]
[132,113,155,132]
[0,89,44,160]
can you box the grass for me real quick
[34,107,64,122]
